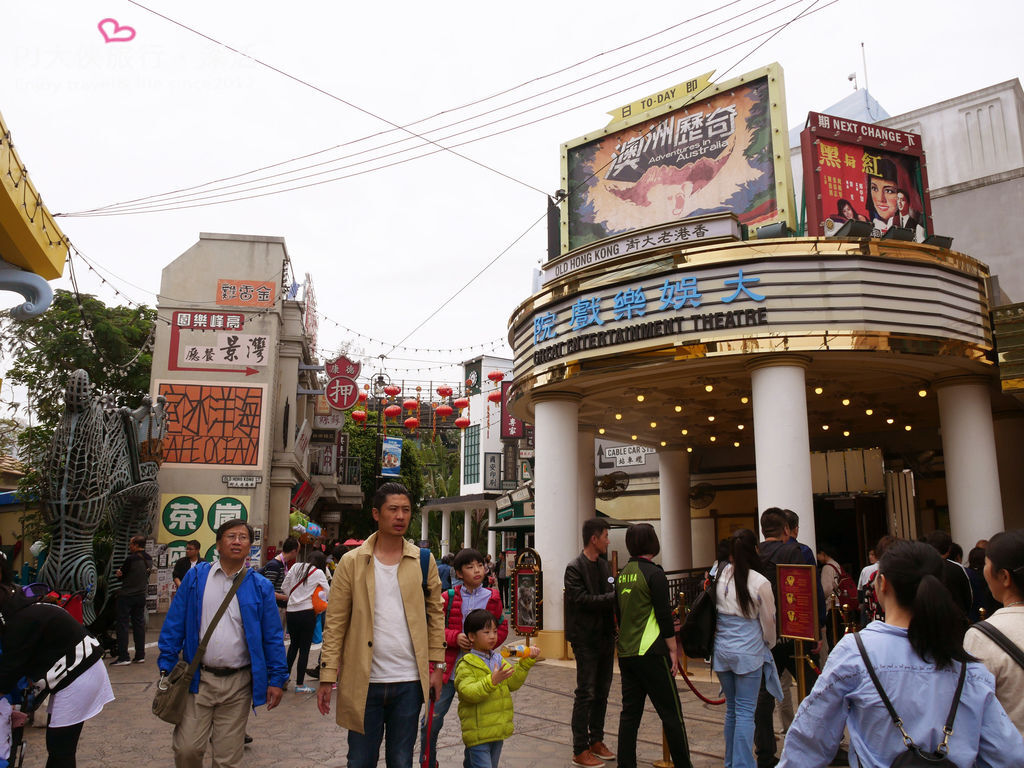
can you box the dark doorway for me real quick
[813,495,887,575]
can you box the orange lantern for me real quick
[487,371,505,384]
[402,398,419,412]
[384,384,401,398]
[454,416,471,429]
[486,390,502,404]
[435,403,453,418]
[404,416,420,430]
[351,410,367,427]
[384,404,402,420]
[437,385,453,398]
[357,391,368,404]
[453,397,469,410]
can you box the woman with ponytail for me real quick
[778,539,1022,767]
[964,529,1024,737]
[712,529,780,768]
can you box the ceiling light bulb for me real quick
[705,384,714,393]
[740,396,749,404]
[822,424,829,430]
[737,424,744,430]
[681,429,688,435]
[842,398,850,406]
[707,415,715,422]
[710,436,716,442]
[918,389,927,398]
[886,417,894,424]
[686,447,693,453]
[674,405,682,412]
[598,427,605,434]
[843,430,850,437]
[650,421,657,428]
[904,425,912,431]
[631,434,638,440]
[865,408,873,416]
[814,387,824,395]
[733,441,740,447]
[636,394,645,403]
[660,441,667,447]
[615,413,622,420]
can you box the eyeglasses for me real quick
[221,534,250,542]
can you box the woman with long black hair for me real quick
[965,529,1024,737]
[713,529,779,768]
[281,549,329,693]
[778,539,1022,767]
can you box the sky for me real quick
[1,0,1022,393]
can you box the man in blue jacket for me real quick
[158,518,288,768]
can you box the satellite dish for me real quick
[689,482,716,509]
[596,471,630,501]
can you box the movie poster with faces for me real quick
[800,112,932,242]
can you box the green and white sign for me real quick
[162,496,203,537]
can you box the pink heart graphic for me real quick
[98,18,136,43]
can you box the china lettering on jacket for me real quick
[46,634,100,689]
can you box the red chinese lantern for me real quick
[402,398,419,412]
[437,385,453,398]
[487,371,505,384]
[357,391,368,404]
[404,416,420,430]
[351,410,367,428]
[384,404,402,420]
[454,416,470,429]
[453,397,469,410]
[435,403,453,418]
[384,384,401,398]
[486,390,502,404]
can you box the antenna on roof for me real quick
[861,42,870,94]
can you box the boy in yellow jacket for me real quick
[455,609,540,768]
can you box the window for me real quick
[463,425,480,484]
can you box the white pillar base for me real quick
[659,449,692,570]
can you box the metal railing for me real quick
[665,566,711,613]
[309,449,361,486]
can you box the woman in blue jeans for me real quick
[713,529,780,768]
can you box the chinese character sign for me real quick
[158,493,252,563]
[566,76,781,251]
[500,381,524,439]
[159,383,264,466]
[216,279,277,308]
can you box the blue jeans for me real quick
[718,668,761,768]
[419,678,456,767]
[348,681,424,768]
[464,740,503,768]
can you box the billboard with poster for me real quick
[800,112,931,241]
[562,64,794,253]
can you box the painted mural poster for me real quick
[566,76,778,251]
[158,493,251,564]
[158,382,265,466]
[381,436,403,477]
[800,112,931,241]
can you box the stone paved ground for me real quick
[21,626,829,768]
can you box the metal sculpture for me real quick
[39,369,166,625]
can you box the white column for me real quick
[577,428,596,532]
[464,509,473,550]
[534,392,581,656]
[441,510,451,557]
[420,509,429,543]
[659,449,692,570]
[487,506,497,560]
[748,356,816,552]
[936,376,1004,547]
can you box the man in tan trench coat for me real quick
[317,482,445,768]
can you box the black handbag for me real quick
[679,574,717,659]
[853,632,966,768]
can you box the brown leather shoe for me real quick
[589,742,614,761]
[572,751,603,768]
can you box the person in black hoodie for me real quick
[0,567,113,767]
[112,534,153,665]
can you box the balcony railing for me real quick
[309,448,361,486]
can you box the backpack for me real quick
[826,562,859,609]
[679,575,717,659]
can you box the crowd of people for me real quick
[5,487,1024,768]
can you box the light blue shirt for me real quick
[778,621,1024,768]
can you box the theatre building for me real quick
[505,66,1024,658]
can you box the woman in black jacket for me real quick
[0,577,113,768]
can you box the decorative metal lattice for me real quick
[39,370,166,624]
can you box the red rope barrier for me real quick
[679,667,725,705]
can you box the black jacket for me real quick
[564,552,616,646]
[0,591,103,696]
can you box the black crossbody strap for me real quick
[973,621,1024,671]
[191,568,247,673]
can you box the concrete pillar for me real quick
[420,509,429,544]
[533,392,581,659]
[748,355,816,551]
[659,449,692,570]
[936,375,1004,548]
[441,510,451,557]
[994,410,1024,531]
[464,508,473,549]
[577,428,596,533]
[487,506,497,560]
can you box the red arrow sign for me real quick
[171,365,260,376]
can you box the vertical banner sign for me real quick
[381,436,403,477]
[512,548,543,637]
[483,453,502,490]
[464,360,482,396]
[500,381,524,439]
[800,112,931,241]
[776,564,820,642]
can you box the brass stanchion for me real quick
[794,639,808,703]
[653,729,672,768]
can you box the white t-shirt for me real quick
[857,563,878,590]
[281,562,330,612]
[369,557,420,683]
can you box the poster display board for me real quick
[777,564,820,642]
[512,548,543,637]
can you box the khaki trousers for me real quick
[172,668,252,768]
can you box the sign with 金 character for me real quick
[777,564,819,642]
[216,279,276,308]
